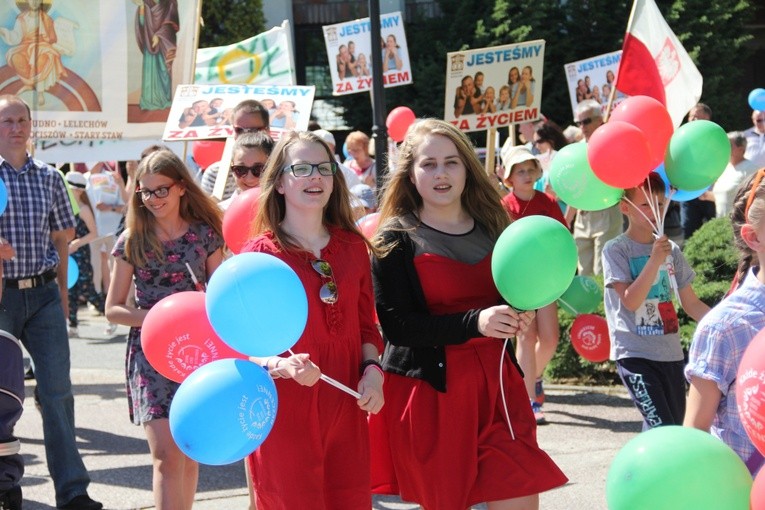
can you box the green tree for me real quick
[199,0,266,48]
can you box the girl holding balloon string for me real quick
[241,130,384,510]
[370,119,567,510]
[685,168,765,473]
[105,150,224,510]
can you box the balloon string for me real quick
[287,348,362,399]
[557,296,575,314]
[499,338,516,441]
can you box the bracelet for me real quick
[360,359,383,377]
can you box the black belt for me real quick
[4,269,58,289]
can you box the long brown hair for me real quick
[375,118,509,255]
[731,168,765,288]
[123,150,223,266]
[252,131,376,254]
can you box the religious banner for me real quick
[322,11,412,96]
[444,40,545,133]
[0,0,200,140]
[162,83,316,141]
[195,20,296,86]
[564,50,626,118]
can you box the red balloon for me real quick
[192,140,225,170]
[752,466,765,509]
[141,291,246,382]
[223,187,260,254]
[587,121,653,189]
[570,314,610,363]
[609,96,674,169]
[736,327,765,456]
[356,212,380,239]
[386,106,416,143]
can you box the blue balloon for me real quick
[206,252,308,357]
[342,141,351,161]
[748,88,765,112]
[170,359,278,465]
[67,255,79,289]
[654,164,708,202]
[0,179,7,216]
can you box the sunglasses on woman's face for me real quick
[311,259,338,304]
[230,163,266,178]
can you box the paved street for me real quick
[16,307,640,509]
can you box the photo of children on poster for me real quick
[161,83,315,141]
[444,40,545,133]
[323,11,412,96]
[563,50,627,118]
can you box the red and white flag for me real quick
[615,0,703,126]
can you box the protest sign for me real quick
[162,84,315,141]
[444,41,545,133]
[0,0,199,140]
[323,11,412,96]
[563,50,626,118]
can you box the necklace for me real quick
[157,221,186,242]
[515,191,534,219]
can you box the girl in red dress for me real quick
[242,131,384,510]
[371,119,567,510]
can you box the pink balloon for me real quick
[192,140,225,170]
[223,187,260,254]
[356,212,380,239]
[751,467,765,509]
[386,106,416,143]
[609,96,674,169]
[736,327,765,456]
[141,291,247,382]
[570,314,610,363]
[587,121,653,189]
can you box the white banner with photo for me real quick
[444,40,545,133]
[0,0,200,141]
[322,11,412,96]
[563,50,626,118]
[161,83,316,141]
[194,21,296,86]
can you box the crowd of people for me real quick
[1,88,765,510]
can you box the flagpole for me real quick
[605,0,640,122]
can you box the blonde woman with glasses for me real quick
[241,131,384,509]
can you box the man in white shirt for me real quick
[744,110,765,169]
[712,131,759,218]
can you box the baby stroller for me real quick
[0,329,23,510]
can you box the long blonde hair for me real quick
[124,150,223,266]
[375,118,509,255]
[252,131,376,254]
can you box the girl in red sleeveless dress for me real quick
[371,119,567,510]
[242,131,384,510]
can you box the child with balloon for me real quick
[370,119,567,509]
[499,145,567,425]
[602,172,709,430]
[105,150,224,509]
[241,131,384,509]
[685,168,765,473]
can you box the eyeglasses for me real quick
[283,162,337,178]
[311,259,338,304]
[574,118,595,127]
[137,183,176,200]
[756,119,765,124]
[233,126,267,135]
[231,163,266,178]
[745,168,765,221]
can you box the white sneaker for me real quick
[105,323,118,336]
[68,326,79,337]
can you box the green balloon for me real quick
[557,275,603,315]
[606,426,752,510]
[491,216,577,310]
[548,142,623,211]
[665,120,731,191]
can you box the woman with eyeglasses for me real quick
[105,150,224,510]
[370,119,567,510]
[240,131,384,509]
[218,131,275,211]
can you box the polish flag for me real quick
[615,0,703,127]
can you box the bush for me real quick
[545,218,738,383]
